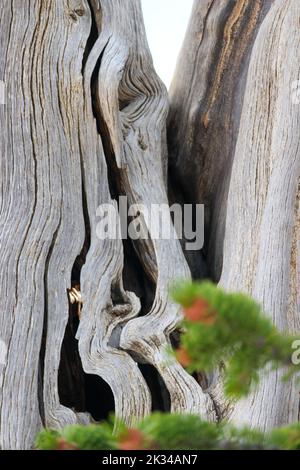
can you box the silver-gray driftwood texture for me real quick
[0,0,299,449]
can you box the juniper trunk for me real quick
[0,0,299,450]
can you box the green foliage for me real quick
[36,423,117,451]
[268,425,300,450]
[35,429,61,450]
[172,280,300,397]
[35,415,300,450]
[139,413,221,450]
[224,426,267,450]
[61,424,116,450]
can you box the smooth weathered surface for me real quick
[168,0,273,280]
[220,0,300,430]
[169,0,300,429]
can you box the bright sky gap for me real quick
[141,0,194,89]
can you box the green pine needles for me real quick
[36,414,300,450]
[172,280,300,398]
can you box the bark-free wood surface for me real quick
[0,0,214,449]
[0,0,299,449]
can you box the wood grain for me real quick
[168,0,273,280]
[220,0,300,430]
[0,0,215,449]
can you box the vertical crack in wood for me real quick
[88,0,215,421]
[74,0,152,427]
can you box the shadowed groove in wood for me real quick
[168,0,273,281]
[90,0,215,420]
[75,0,152,427]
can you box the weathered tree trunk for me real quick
[0,0,214,450]
[0,0,299,450]
[219,0,300,430]
[169,0,299,429]
[168,0,274,280]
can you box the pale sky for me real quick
[141,0,194,89]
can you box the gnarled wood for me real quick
[1,0,299,450]
[90,0,215,420]
[0,0,215,449]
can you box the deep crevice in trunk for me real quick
[168,173,209,281]
[84,0,168,412]
[57,0,158,421]
[139,364,171,412]
[57,2,116,422]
